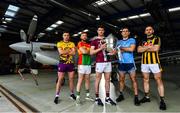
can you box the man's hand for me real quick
[107,49,116,55]
[100,43,107,50]
[64,50,70,55]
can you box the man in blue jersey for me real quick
[115,28,140,106]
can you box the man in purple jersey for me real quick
[90,25,116,106]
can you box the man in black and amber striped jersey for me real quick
[137,26,166,110]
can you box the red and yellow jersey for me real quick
[77,41,91,65]
[57,41,75,64]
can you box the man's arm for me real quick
[90,43,106,55]
[137,45,149,53]
[137,45,160,53]
[68,47,76,55]
[58,48,68,55]
[146,45,160,52]
[79,47,89,54]
[121,44,136,52]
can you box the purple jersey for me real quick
[91,38,110,63]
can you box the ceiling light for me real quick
[5,18,12,21]
[120,18,128,21]
[78,32,82,35]
[2,21,7,24]
[73,34,78,37]
[39,32,45,35]
[45,27,54,31]
[95,0,106,6]
[96,15,100,20]
[51,24,58,28]
[8,5,19,12]
[169,7,180,12]
[128,15,139,19]
[83,29,89,32]
[5,11,16,17]
[93,0,117,6]
[139,13,150,17]
[56,20,64,25]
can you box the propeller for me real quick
[20,29,27,42]
[19,15,38,70]
[27,15,38,43]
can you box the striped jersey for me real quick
[77,41,91,65]
[140,35,161,64]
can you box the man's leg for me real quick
[140,72,151,103]
[154,72,164,98]
[85,74,90,94]
[104,72,110,98]
[104,72,116,105]
[84,74,94,101]
[154,72,166,110]
[129,71,140,106]
[76,73,84,104]
[129,71,138,95]
[54,72,65,104]
[116,71,125,102]
[68,71,76,100]
[95,72,102,99]
[94,72,104,106]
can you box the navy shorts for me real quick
[118,63,136,73]
[58,63,74,72]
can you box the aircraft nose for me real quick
[9,43,22,52]
[9,43,17,49]
[9,42,30,53]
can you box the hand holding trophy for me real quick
[100,34,119,61]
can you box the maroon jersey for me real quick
[91,38,110,63]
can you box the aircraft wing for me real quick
[33,51,59,65]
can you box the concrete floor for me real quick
[0,64,180,112]
[0,92,19,112]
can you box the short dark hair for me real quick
[97,25,105,29]
[145,25,154,29]
[62,31,70,34]
[121,27,130,31]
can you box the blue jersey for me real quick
[116,38,136,63]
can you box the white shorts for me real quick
[31,69,38,75]
[96,62,112,73]
[78,65,91,75]
[141,64,162,73]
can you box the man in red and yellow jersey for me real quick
[54,32,76,104]
[138,26,166,110]
[76,32,94,105]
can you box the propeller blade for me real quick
[27,15,38,42]
[20,29,27,42]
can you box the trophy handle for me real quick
[117,46,122,61]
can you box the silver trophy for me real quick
[100,34,118,61]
